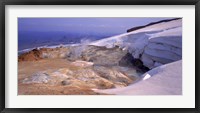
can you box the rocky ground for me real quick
[18,45,145,95]
[18,19,182,95]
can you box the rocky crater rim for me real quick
[18,45,147,92]
[18,18,182,93]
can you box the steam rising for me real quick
[70,38,93,59]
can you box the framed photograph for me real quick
[0,0,199,113]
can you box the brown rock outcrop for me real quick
[18,49,42,62]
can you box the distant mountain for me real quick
[18,31,119,51]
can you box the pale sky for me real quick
[18,17,174,34]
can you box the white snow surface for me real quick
[90,19,182,95]
[90,19,182,69]
[94,60,182,95]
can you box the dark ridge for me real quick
[127,18,181,32]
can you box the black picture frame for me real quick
[0,0,199,113]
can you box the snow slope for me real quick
[94,60,182,95]
[90,19,182,95]
[90,19,182,69]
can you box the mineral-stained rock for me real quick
[93,66,133,85]
[22,72,51,84]
[67,45,130,66]
[71,60,94,67]
[18,48,42,62]
[18,47,70,62]
[21,63,139,89]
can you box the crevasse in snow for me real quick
[90,19,182,69]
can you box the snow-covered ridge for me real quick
[90,19,182,69]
